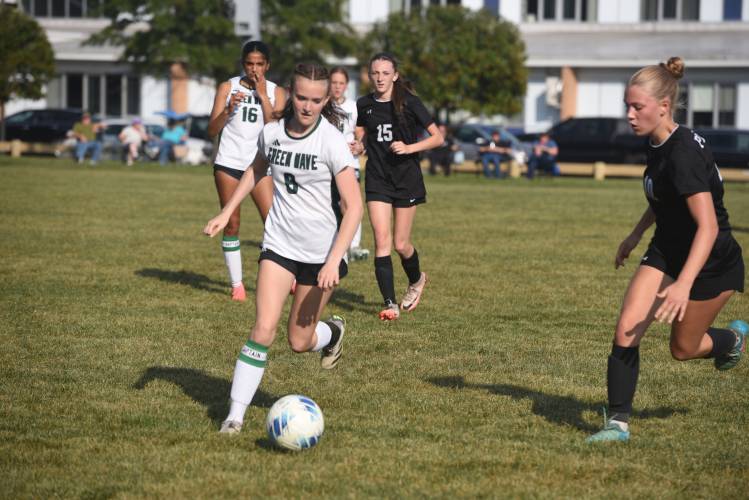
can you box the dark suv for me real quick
[4,108,83,143]
[695,128,749,168]
[548,117,648,164]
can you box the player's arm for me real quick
[207,81,235,138]
[391,123,443,155]
[352,126,366,156]
[258,84,286,123]
[203,154,269,237]
[615,206,655,268]
[317,167,363,290]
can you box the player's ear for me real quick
[393,72,399,82]
[659,97,670,117]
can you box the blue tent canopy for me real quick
[155,110,191,121]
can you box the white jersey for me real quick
[259,117,355,263]
[214,76,277,171]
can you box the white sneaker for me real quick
[321,315,345,370]
[400,272,428,312]
[219,420,242,434]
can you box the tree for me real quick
[87,0,239,87]
[0,6,55,140]
[363,6,528,122]
[261,0,356,84]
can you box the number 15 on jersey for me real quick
[377,124,392,142]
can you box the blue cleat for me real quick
[715,320,747,371]
[586,409,630,443]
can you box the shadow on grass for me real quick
[133,366,276,425]
[135,268,256,295]
[731,226,749,234]
[427,376,687,433]
[328,286,378,313]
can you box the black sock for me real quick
[607,344,640,422]
[400,248,421,284]
[374,256,396,305]
[324,320,341,347]
[706,327,737,358]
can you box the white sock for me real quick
[312,321,332,352]
[222,236,242,287]
[226,340,268,423]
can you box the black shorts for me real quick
[366,191,426,207]
[214,164,244,181]
[258,249,348,286]
[640,244,745,301]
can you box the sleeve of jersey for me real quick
[669,148,711,196]
[407,95,435,129]
[355,97,366,127]
[326,128,356,177]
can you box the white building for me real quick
[347,0,749,132]
[8,0,261,123]
[8,0,749,133]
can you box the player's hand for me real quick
[615,233,641,269]
[655,280,690,324]
[390,141,411,155]
[203,214,230,238]
[227,91,245,114]
[349,141,360,155]
[316,262,340,291]
[253,73,267,97]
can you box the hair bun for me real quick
[661,57,684,80]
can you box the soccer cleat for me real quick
[219,420,243,434]
[400,272,428,312]
[321,315,346,370]
[715,320,747,371]
[231,283,246,302]
[586,410,630,443]
[379,301,400,321]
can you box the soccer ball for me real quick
[265,395,324,451]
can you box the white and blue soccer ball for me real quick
[265,395,324,451]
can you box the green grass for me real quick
[1,157,747,498]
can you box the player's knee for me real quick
[287,334,311,353]
[393,240,411,256]
[669,340,696,361]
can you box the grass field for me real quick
[1,157,748,498]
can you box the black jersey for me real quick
[356,92,434,199]
[643,126,742,278]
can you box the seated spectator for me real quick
[479,130,512,179]
[428,124,458,177]
[72,112,104,165]
[158,119,188,165]
[527,132,560,179]
[118,118,150,166]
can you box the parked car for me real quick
[453,123,528,163]
[4,108,82,143]
[695,128,749,169]
[547,117,648,164]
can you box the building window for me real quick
[641,0,700,21]
[724,0,742,20]
[484,0,499,15]
[88,75,101,114]
[127,76,141,116]
[718,84,736,127]
[106,75,123,117]
[525,0,595,22]
[67,74,83,109]
[683,82,736,128]
[21,0,102,17]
